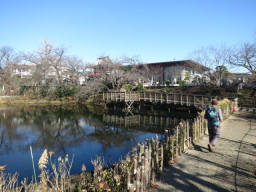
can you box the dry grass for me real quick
[218,98,231,107]
[0,170,19,192]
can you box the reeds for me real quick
[0,165,19,192]
[29,145,37,185]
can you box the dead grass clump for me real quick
[0,165,19,192]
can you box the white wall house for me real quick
[12,64,36,78]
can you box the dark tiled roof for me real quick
[138,60,210,72]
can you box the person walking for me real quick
[204,99,223,152]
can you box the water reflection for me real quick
[0,105,179,181]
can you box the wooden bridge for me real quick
[103,92,228,107]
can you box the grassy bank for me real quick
[0,95,106,106]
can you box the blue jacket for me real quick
[204,106,223,127]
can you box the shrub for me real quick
[135,83,144,91]
[178,80,186,87]
[39,86,50,97]
[125,84,134,92]
[54,85,79,98]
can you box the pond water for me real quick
[0,105,180,181]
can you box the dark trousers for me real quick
[208,125,220,146]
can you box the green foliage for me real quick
[125,84,134,92]
[19,85,28,95]
[39,86,50,97]
[178,80,186,87]
[123,65,132,72]
[185,72,190,81]
[135,83,144,91]
[165,80,171,86]
[54,85,79,98]
[20,85,80,98]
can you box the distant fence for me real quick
[238,96,256,109]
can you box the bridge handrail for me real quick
[102,91,235,107]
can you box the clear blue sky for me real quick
[1,0,256,63]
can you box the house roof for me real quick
[232,73,250,77]
[139,60,210,72]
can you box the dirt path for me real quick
[152,112,256,192]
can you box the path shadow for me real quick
[192,144,208,153]
[232,112,256,121]
[156,164,232,192]
[219,137,256,147]
[236,150,256,157]
[184,153,256,179]
[156,152,256,192]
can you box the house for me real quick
[136,60,210,86]
[11,63,36,78]
[10,64,72,84]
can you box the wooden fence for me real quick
[103,92,232,107]
[110,100,234,191]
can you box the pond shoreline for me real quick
[0,95,104,106]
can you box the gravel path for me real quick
[152,112,256,192]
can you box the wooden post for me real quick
[176,125,179,157]
[171,135,174,161]
[145,144,149,190]
[141,156,145,192]
[133,155,138,185]
[136,166,141,192]
[160,143,164,172]
[155,137,159,174]
[187,120,190,147]
[127,157,131,190]
[148,141,152,185]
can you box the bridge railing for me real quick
[103,92,225,107]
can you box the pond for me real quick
[0,105,182,181]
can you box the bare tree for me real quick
[229,42,256,94]
[0,47,15,69]
[229,42,256,76]
[24,40,66,85]
[50,47,65,85]
[189,45,231,86]
[65,56,84,85]
[0,47,22,94]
